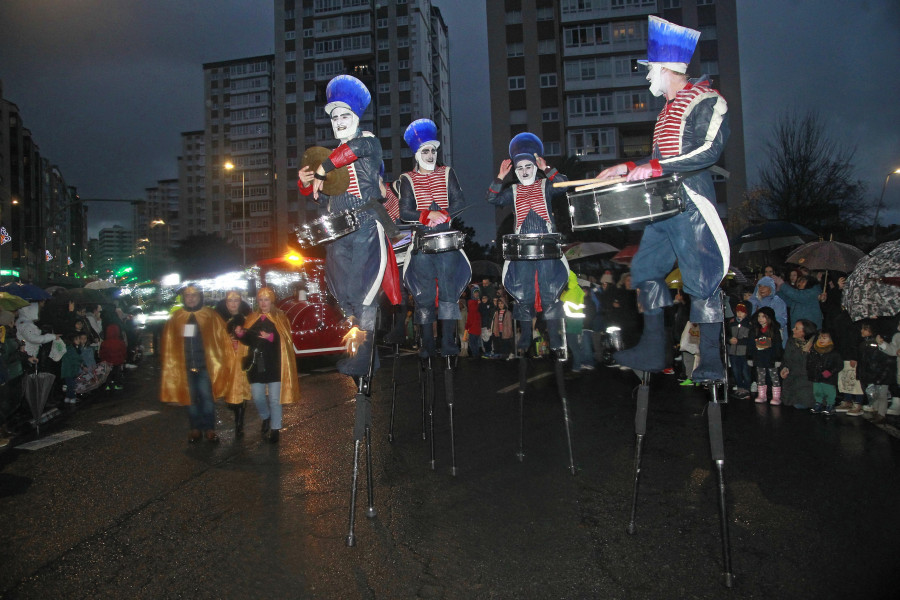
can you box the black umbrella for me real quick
[470,260,502,279]
[24,366,56,437]
[784,240,865,274]
[49,287,109,306]
[736,221,816,253]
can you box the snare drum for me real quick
[567,174,684,230]
[294,211,360,247]
[502,233,563,260]
[414,230,466,254]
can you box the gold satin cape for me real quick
[237,309,300,404]
[159,307,234,406]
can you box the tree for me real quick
[170,233,242,278]
[451,217,490,261]
[754,110,872,233]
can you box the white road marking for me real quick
[98,410,160,425]
[17,430,90,451]
[496,371,553,394]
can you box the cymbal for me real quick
[301,146,349,196]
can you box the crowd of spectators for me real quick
[0,294,145,448]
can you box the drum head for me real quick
[301,146,350,196]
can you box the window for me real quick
[700,60,719,75]
[545,141,561,156]
[378,39,390,49]
[506,11,523,24]
[663,0,681,7]
[542,109,559,122]
[285,31,296,40]
[538,39,556,54]
[697,0,714,5]
[379,105,392,116]
[509,109,528,124]
[507,42,524,58]
[564,24,609,49]
[398,60,410,69]
[698,25,717,40]
[397,37,410,47]
[564,57,611,82]
[568,127,615,156]
[378,83,391,93]
[540,73,557,88]
[561,0,596,14]
[536,7,554,21]
[508,76,525,90]
[377,18,388,28]
[615,90,651,113]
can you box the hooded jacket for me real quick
[15,303,56,358]
[99,324,128,366]
[749,276,788,340]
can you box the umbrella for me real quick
[736,221,816,253]
[0,291,30,311]
[667,266,748,289]
[611,244,639,265]
[844,240,900,322]
[85,279,117,290]
[48,287,109,307]
[44,285,67,295]
[784,240,864,274]
[24,367,56,437]
[470,260,502,278]
[0,282,51,302]
[563,241,618,260]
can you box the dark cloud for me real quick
[2,0,898,241]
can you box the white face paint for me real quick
[514,159,537,186]
[330,109,359,141]
[646,63,666,98]
[416,145,438,172]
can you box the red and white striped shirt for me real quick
[346,163,361,200]
[514,182,550,230]
[653,82,713,158]
[408,166,449,211]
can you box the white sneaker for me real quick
[750,382,758,393]
[863,404,875,412]
[888,398,900,416]
[125,363,138,369]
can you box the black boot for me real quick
[614,311,667,372]
[261,418,270,436]
[267,429,280,443]
[235,402,245,436]
[691,322,725,382]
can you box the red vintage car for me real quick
[256,255,350,356]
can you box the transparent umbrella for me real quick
[24,366,56,437]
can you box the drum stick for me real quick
[552,178,601,188]
[574,177,627,192]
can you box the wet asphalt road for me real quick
[1,349,899,600]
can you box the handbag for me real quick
[242,348,260,372]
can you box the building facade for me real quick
[273,0,452,236]
[177,130,207,239]
[486,0,745,222]
[98,224,134,276]
[203,55,277,265]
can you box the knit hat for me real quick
[735,301,751,315]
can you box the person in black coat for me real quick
[748,306,783,404]
[856,321,895,424]
[806,329,842,414]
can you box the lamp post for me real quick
[871,167,900,238]
[224,161,246,266]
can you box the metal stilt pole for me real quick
[627,371,651,535]
[554,355,577,475]
[388,343,399,443]
[516,355,527,462]
[444,356,458,476]
[708,383,734,588]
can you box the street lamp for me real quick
[871,167,900,237]
[224,161,246,266]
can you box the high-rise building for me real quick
[98,224,134,275]
[485,0,745,222]
[203,55,276,264]
[178,130,206,239]
[273,0,452,235]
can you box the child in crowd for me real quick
[780,319,816,409]
[99,323,127,391]
[727,301,753,398]
[678,321,700,385]
[806,329,842,414]
[748,306,783,404]
[856,321,895,424]
[60,333,87,405]
[875,321,900,417]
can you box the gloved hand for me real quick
[775,361,782,368]
[747,359,754,367]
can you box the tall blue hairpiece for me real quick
[509,132,543,164]
[324,75,371,117]
[642,15,700,65]
[403,119,439,154]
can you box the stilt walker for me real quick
[487,132,575,474]
[298,74,401,546]
[398,118,470,475]
[595,16,734,586]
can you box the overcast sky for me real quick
[1,0,898,241]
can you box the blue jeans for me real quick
[568,331,588,368]
[187,368,215,431]
[252,382,282,430]
[729,355,751,389]
[467,333,482,357]
[580,329,595,367]
[65,376,77,400]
